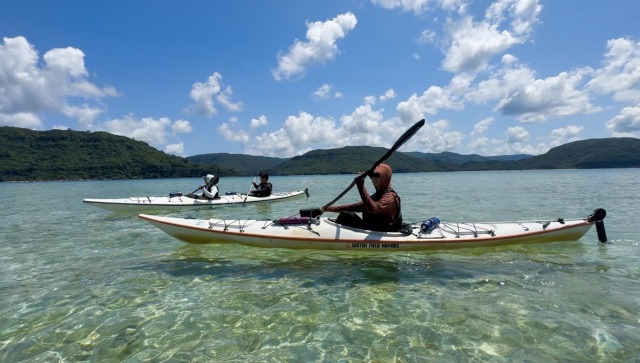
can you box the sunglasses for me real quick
[371,172,381,178]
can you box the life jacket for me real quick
[205,184,219,199]
[362,188,403,232]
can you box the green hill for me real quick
[519,137,640,169]
[2,126,639,182]
[268,146,439,175]
[0,126,234,181]
[187,153,286,176]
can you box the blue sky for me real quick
[1,0,639,158]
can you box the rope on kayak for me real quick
[432,222,495,238]
[209,218,248,232]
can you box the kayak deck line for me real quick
[138,208,605,251]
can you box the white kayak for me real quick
[84,189,308,212]
[138,208,607,251]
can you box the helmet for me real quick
[204,174,219,185]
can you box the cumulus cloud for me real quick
[380,89,397,102]
[0,112,42,128]
[465,58,599,122]
[471,117,494,137]
[312,84,343,100]
[272,12,357,81]
[250,115,268,128]
[218,122,250,143]
[506,126,529,143]
[587,37,640,103]
[172,119,192,134]
[370,0,433,15]
[405,118,464,152]
[548,125,583,147]
[188,72,242,117]
[0,36,117,128]
[102,115,191,150]
[606,106,640,137]
[396,82,465,122]
[164,142,185,156]
[441,0,542,73]
[242,112,346,157]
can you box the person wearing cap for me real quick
[249,173,272,197]
[321,163,402,232]
[190,174,220,199]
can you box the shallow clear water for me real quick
[1,170,638,362]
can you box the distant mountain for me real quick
[0,126,235,182]
[518,137,640,169]
[187,153,286,176]
[268,146,438,175]
[459,137,640,171]
[405,151,532,170]
[2,126,638,182]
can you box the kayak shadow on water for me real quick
[129,246,494,287]
[128,239,601,291]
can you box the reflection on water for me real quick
[0,170,639,361]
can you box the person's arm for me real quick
[202,185,218,199]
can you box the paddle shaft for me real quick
[244,171,259,202]
[322,119,425,209]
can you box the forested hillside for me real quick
[0,127,233,181]
[268,146,439,175]
[187,153,285,176]
[2,126,639,182]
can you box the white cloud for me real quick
[407,118,464,152]
[370,0,433,15]
[606,106,640,137]
[471,117,494,136]
[441,0,541,73]
[380,89,397,102]
[464,59,599,123]
[218,122,250,143]
[442,16,519,73]
[396,83,464,122]
[312,84,342,100]
[102,115,190,149]
[0,112,42,128]
[272,12,357,81]
[250,115,268,128]
[418,29,437,44]
[587,37,640,103]
[0,36,117,127]
[172,119,192,134]
[548,125,583,147]
[506,126,529,143]
[188,72,242,117]
[245,112,346,157]
[164,142,185,156]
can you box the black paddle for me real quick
[321,118,425,210]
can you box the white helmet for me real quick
[205,174,215,183]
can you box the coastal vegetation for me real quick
[2,126,639,182]
[0,127,233,182]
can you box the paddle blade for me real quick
[322,119,425,209]
[367,118,425,175]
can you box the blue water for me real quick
[1,170,638,362]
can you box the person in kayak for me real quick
[321,163,403,232]
[189,174,220,199]
[249,173,272,197]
